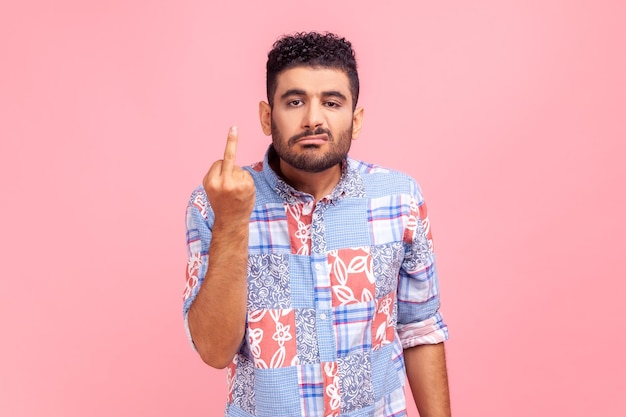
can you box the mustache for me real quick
[288,127,333,146]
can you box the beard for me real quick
[271,120,353,173]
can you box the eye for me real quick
[324,101,341,108]
[288,99,303,107]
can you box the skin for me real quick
[405,343,452,417]
[187,125,255,368]
[188,65,451,415]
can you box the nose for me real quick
[302,102,323,130]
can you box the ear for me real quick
[351,107,364,140]
[259,101,272,136]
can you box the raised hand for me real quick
[202,126,256,226]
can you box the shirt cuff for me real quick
[398,313,448,349]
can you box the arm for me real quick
[405,342,451,417]
[187,216,250,369]
[397,189,451,415]
[187,126,256,369]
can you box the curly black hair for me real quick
[266,32,359,110]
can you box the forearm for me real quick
[188,221,249,368]
[404,342,451,417]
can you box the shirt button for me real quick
[315,264,322,271]
[320,313,327,320]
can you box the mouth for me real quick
[293,134,329,146]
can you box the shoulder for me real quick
[347,157,424,200]
[241,159,268,181]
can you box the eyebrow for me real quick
[280,89,348,102]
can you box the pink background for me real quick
[1,0,625,416]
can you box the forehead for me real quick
[274,66,351,96]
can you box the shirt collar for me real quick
[261,145,364,204]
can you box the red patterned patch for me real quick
[226,361,236,403]
[247,309,297,368]
[328,247,375,306]
[285,202,314,255]
[192,193,208,219]
[322,361,341,417]
[250,161,263,172]
[372,294,396,350]
[418,202,434,250]
[182,253,202,301]
[402,199,420,244]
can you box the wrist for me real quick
[212,218,250,234]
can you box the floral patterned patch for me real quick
[328,247,375,306]
[248,309,298,369]
[183,252,202,301]
[285,202,314,255]
[338,352,374,413]
[295,308,320,364]
[247,253,290,310]
[322,361,341,417]
[229,355,256,414]
[371,242,403,298]
[372,294,396,350]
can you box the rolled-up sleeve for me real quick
[396,193,448,349]
[182,187,214,349]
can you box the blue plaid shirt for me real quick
[183,146,448,416]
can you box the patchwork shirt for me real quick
[183,147,448,416]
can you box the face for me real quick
[260,66,364,174]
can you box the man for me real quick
[183,32,451,417]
